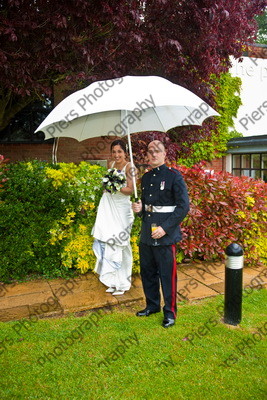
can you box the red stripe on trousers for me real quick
[171,244,177,318]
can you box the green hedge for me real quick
[0,161,104,281]
[0,159,266,282]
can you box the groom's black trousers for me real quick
[139,242,177,319]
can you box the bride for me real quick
[92,139,137,295]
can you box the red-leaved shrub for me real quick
[0,155,8,188]
[172,164,267,266]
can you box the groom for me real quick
[132,140,189,328]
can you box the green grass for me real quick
[0,290,266,400]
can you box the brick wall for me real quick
[56,137,114,163]
[0,142,53,163]
[1,139,228,173]
[0,136,117,164]
[205,156,225,173]
[247,45,267,59]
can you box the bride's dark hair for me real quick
[110,139,128,153]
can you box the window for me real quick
[0,97,53,143]
[232,153,267,182]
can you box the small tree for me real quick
[1,0,266,139]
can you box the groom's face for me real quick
[147,141,166,168]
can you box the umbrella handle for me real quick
[123,110,138,199]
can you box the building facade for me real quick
[225,45,267,182]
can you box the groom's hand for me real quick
[132,200,142,213]
[151,226,166,239]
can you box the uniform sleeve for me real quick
[138,174,146,217]
[160,172,190,235]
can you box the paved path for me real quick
[0,262,266,322]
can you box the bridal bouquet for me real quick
[102,168,126,194]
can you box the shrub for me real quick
[0,160,265,282]
[0,161,104,281]
[174,164,267,266]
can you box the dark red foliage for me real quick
[0,154,9,187]
[1,0,266,132]
[172,163,267,265]
[131,131,181,166]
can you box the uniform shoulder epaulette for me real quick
[168,167,180,175]
[143,169,151,176]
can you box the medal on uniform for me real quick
[160,181,165,190]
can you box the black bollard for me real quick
[224,243,244,326]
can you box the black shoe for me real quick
[136,308,160,317]
[162,318,175,328]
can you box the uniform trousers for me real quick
[139,242,177,319]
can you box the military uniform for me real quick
[139,164,189,319]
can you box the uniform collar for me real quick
[152,164,167,174]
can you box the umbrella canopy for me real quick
[35,75,219,197]
[36,75,219,140]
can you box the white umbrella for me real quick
[35,75,219,197]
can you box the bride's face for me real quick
[111,145,126,163]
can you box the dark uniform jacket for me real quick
[139,164,190,245]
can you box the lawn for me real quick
[0,289,266,400]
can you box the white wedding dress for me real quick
[91,162,134,291]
